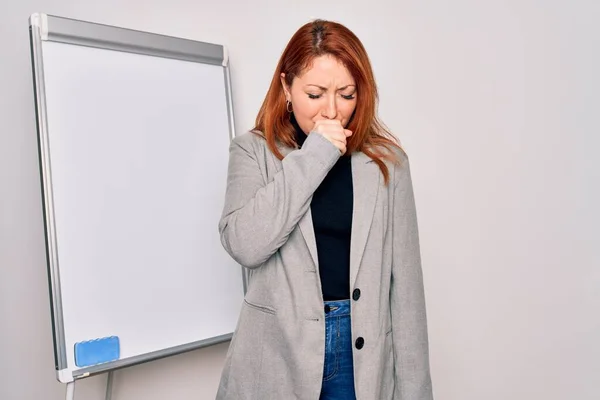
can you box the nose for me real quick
[321,96,338,120]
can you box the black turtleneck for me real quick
[291,114,353,301]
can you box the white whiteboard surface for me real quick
[30,14,244,382]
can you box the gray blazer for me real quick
[215,130,433,400]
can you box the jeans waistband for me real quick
[324,299,351,318]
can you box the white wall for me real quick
[1,0,598,399]
[397,2,600,399]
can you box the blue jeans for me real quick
[320,299,357,400]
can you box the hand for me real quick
[311,120,353,155]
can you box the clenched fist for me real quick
[311,120,353,155]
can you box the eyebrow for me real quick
[306,84,356,91]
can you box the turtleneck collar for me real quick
[290,113,307,148]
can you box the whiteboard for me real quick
[29,13,245,383]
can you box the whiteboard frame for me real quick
[28,13,247,383]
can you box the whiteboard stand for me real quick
[28,13,247,397]
[64,371,112,400]
[66,382,74,400]
[105,371,114,400]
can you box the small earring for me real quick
[286,100,293,113]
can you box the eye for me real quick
[308,93,321,99]
[341,94,355,100]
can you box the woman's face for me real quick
[281,55,357,134]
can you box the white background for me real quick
[1,0,598,399]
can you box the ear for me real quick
[280,73,291,101]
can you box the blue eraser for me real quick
[74,336,120,367]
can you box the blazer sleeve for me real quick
[218,131,340,268]
[390,152,434,399]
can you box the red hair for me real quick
[254,19,402,184]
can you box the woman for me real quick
[216,19,433,400]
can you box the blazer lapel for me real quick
[275,139,320,269]
[298,210,319,269]
[350,152,380,288]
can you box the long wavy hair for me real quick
[254,19,402,185]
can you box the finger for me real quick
[335,138,348,152]
[326,132,348,143]
[344,129,352,137]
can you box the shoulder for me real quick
[229,129,268,156]
[231,129,266,147]
[365,140,410,171]
[368,141,411,188]
[394,146,410,170]
[390,146,413,188]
